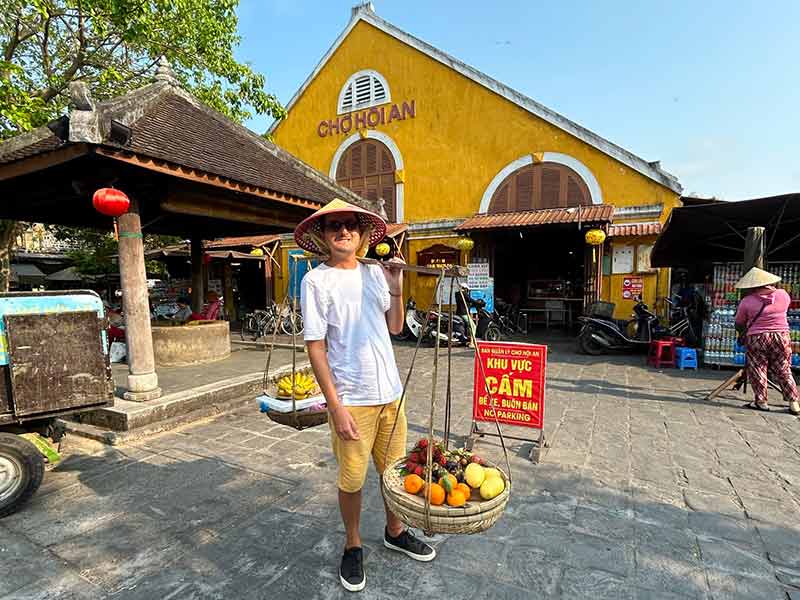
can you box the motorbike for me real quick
[493,298,518,337]
[577,296,698,355]
[393,297,501,345]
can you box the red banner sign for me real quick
[473,341,546,429]
[621,276,643,300]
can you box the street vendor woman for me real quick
[296,199,436,593]
[735,267,800,414]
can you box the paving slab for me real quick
[2,335,800,599]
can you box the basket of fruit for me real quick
[382,438,510,535]
[260,366,328,430]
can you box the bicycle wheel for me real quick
[240,315,258,341]
[280,314,304,336]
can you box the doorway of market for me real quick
[490,226,589,333]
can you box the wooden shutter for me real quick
[487,162,593,213]
[366,142,378,174]
[540,167,561,208]
[516,170,534,211]
[334,139,398,222]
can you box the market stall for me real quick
[455,205,612,330]
[652,193,800,368]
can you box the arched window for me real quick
[335,138,397,222]
[488,162,591,213]
[338,70,391,114]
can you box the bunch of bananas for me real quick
[277,372,317,400]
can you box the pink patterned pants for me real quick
[746,331,799,406]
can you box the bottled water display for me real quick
[704,262,800,367]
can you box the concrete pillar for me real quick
[190,237,205,313]
[118,196,161,401]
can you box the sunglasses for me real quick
[324,219,360,233]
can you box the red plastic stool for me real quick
[648,340,676,368]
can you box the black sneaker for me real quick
[339,547,365,592]
[383,528,437,562]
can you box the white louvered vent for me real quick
[338,70,391,115]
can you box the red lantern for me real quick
[92,188,130,217]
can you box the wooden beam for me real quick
[161,198,298,228]
[0,144,90,182]
[95,147,323,211]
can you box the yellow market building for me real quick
[271,3,683,322]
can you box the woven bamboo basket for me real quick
[264,365,328,430]
[382,457,510,535]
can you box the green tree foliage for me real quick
[0,0,284,289]
[1,0,285,137]
[51,225,182,277]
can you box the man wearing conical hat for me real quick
[296,199,436,592]
[734,267,800,414]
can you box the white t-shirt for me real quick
[301,262,403,407]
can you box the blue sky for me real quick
[236,0,800,200]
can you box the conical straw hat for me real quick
[293,198,387,255]
[735,267,781,289]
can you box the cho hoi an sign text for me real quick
[318,100,416,137]
[473,341,546,428]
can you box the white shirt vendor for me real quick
[301,262,403,407]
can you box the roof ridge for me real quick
[270,6,681,194]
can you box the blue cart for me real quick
[0,290,113,517]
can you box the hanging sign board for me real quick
[621,276,643,300]
[473,341,546,429]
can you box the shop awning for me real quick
[609,222,662,237]
[205,234,280,249]
[454,205,613,232]
[386,223,408,237]
[11,263,45,282]
[205,250,265,261]
[651,193,800,267]
[46,266,83,282]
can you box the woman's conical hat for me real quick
[735,267,781,289]
[293,198,387,255]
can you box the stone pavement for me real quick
[2,335,800,599]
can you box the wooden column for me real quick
[744,227,765,271]
[118,196,161,401]
[223,261,236,322]
[190,237,205,313]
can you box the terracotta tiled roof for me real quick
[0,129,63,165]
[122,94,346,205]
[609,222,662,237]
[454,205,613,231]
[205,234,280,249]
[0,79,367,210]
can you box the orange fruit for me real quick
[438,474,457,493]
[404,474,424,495]
[456,483,471,499]
[446,489,467,507]
[425,482,446,505]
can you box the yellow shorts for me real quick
[330,400,407,493]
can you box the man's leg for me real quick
[340,489,363,549]
[373,401,436,561]
[330,406,379,592]
[382,493,404,538]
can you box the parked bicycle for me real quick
[240,303,304,340]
